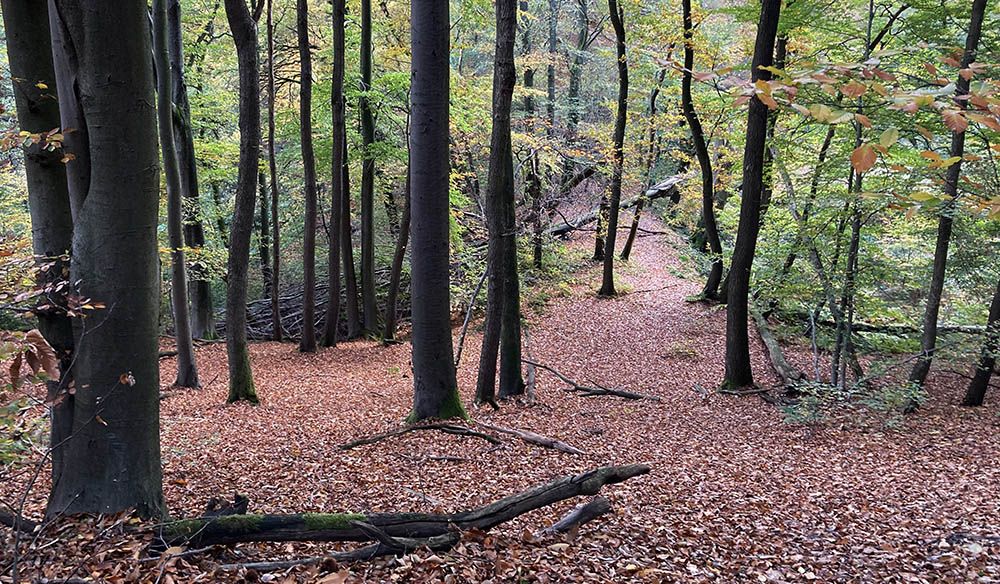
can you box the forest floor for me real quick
[5,217,1000,583]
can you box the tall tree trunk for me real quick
[620,69,664,262]
[266,0,283,341]
[2,0,75,499]
[909,0,987,388]
[222,0,261,403]
[963,278,1000,406]
[410,0,463,420]
[258,169,273,298]
[598,0,628,297]
[566,0,587,135]
[383,174,411,343]
[359,0,378,334]
[680,0,722,299]
[168,0,214,340]
[722,0,781,389]
[478,0,524,405]
[44,0,165,517]
[758,35,786,221]
[323,0,346,347]
[154,0,200,388]
[547,0,558,135]
[298,0,318,353]
[342,143,363,338]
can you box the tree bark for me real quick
[342,139,363,339]
[266,0,283,341]
[154,0,200,388]
[298,0,318,353]
[257,169,273,298]
[168,0,214,340]
[477,0,523,406]
[680,0,722,299]
[360,0,378,334]
[44,0,165,518]
[909,0,987,388]
[322,0,346,347]
[963,278,1000,406]
[222,0,261,404]
[722,0,781,390]
[409,0,462,420]
[2,0,75,497]
[620,69,664,262]
[598,0,628,296]
[383,177,411,343]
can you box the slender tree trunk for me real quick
[547,0,558,134]
[323,0,346,347]
[409,0,463,421]
[383,176,411,343]
[44,0,165,517]
[909,0,987,388]
[758,35,786,221]
[722,0,781,389]
[258,169,273,298]
[222,0,261,403]
[154,0,200,388]
[298,0,318,353]
[521,0,544,273]
[963,278,1000,406]
[342,142,363,338]
[168,0,214,340]
[360,0,378,334]
[2,0,75,497]
[621,69,664,262]
[679,0,722,299]
[598,0,627,297]
[566,0,587,135]
[476,0,519,406]
[266,0,283,341]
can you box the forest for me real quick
[0,0,998,581]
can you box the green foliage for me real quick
[782,380,928,430]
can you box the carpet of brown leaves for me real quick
[4,219,1000,583]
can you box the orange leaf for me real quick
[851,144,878,174]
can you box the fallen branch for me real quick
[473,420,585,455]
[548,174,686,237]
[338,423,502,450]
[217,531,461,571]
[0,509,38,534]
[541,496,612,535]
[157,464,651,547]
[718,387,770,397]
[750,303,804,388]
[524,359,661,402]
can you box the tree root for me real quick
[524,359,661,402]
[540,496,612,536]
[337,423,502,450]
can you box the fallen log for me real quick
[473,420,585,455]
[547,174,686,237]
[0,509,37,534]
[157,464,650,547]
[750,303,804,388]
[541,496,612,535]
[524,359,661,402]
[338,423,502,450]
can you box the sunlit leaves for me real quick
[850,144,878,174]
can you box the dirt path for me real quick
[9,215,1000,582]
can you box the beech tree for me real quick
[298,0,319,353]
[44,0,165,517]
[323,0,347,347]
[963,278,1000,407]
[598,0,628,297]
[722,0,782,390]
[266,0,282,341]
[222,0,263,403]
[359,0,378,334]
[409,0,463,420]
[154,0,200,388]
[908,0,988,388]
[167,0,214,340]
[681,0,722,300]
[2,0,74,492]
[476,0,524,405]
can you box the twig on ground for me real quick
[338,423,502,450]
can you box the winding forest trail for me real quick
[11,217,998,581]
